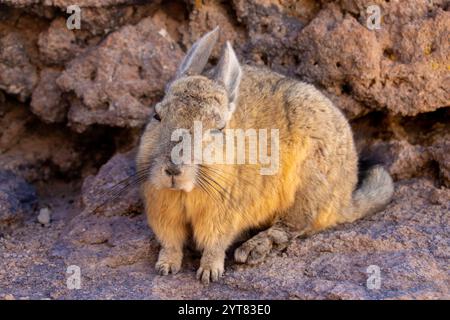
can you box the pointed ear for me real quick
[174,27,219,80]
[214,42,242,109]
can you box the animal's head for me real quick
[138,27,242,192]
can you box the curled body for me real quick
[136,28,394,284]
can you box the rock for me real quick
[42,178,449,299]
[37,207,51,226]
[1,0,137,7]
[429,187,450,205]
[30,68,67,123]
[37,18,82,65]
[359,113,450,185]
[233,0,318,73]
[0,100,33,152]
[0,170,37,233]
[294,2,450,117]
[80,150,142,217]
[57,17,184,131]
[0,32,37,101]
[369,140,432,181]
[429,140,450,188]
[234,0,320,26]
[48,149,149,277]
[52,151,151,275]
[221,178,449,300]
[182,0,246,59]
[76,4,161,36]
[0,0,449,300]
[0,125,82,182]
[0,99,127,183]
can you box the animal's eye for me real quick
[153,113,161,121]
[210,128,223,135]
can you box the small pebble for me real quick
[37,208,51,226]
[158,28,169,38]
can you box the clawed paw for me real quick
[196,263,224,285]
[156,260,181,275]
[234,227,291,265]
[155,248,182,276]
[234,235,273,265]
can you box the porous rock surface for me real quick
[0,0,448,299]
[0,170,36,233]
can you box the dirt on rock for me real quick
[0,0,449,299]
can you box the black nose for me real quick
[165,165,181,176]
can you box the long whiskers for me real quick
[91,164,152,214]
[90,159,266,217]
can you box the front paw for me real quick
[155,248,182,275]
[196,259,224,285]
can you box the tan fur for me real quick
[136,33,394,284]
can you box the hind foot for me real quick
[234,227,290,265]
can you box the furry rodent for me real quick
[136,27,394,284]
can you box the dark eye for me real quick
[210,128,223,135]
[153,113,161,121]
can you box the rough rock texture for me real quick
[0,32,38,101]
[0,170,37,233]
[429,141,450,188]
[37,18,83,66]
[0,101,82,181]
[80,150,142,217]
[295,1,450,117]
[57,17,184,131]
[30,68,67,123]
[0,175,448,299]
[0,0,449,300]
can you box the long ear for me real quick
[174,27,219,79]
[214,42,242,112]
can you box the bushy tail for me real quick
[344,165,394,223]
